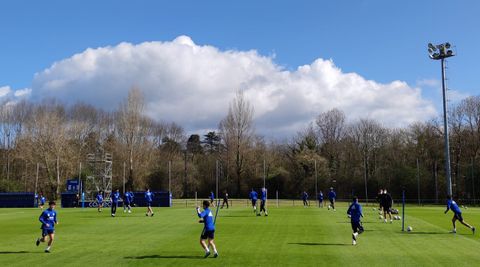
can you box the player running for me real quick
[381,189,393,223]
[221,191,229,209]
[302,191,309,207]
[209,191,215,207]
[96,191,104,212]
[445,195,475,234]
[317,190,324,208]
[196,200,219,258]
[347,196,364,245]
[249,188,258,214]
[145,188,155,217]
[110,189,120,217]
[39,193,46,210]
[328,187,336,211]
[123,190,133,213]
[259,188,268,216]
[36,201,58,253]
[376,189,384,213]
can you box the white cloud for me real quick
[0,86,12,97]
[31,35,437,136]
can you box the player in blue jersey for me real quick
[39,193,46,210]
[302,191,309,207]
[36,201,58,253]
[209,191,215,207]
[196,200,219,258]
[110,189,120,217]
[347,196,364,245]
[145,188,155,217]
[328,187,336,211]
[259,188,268,216]
[249,189,258,214]
[123,190,133,213]
[96,191,104,212]
[317,190,324,208]
[445,195,475,234]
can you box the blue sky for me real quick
[0,1,479,135]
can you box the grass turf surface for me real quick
[0,203,479,267]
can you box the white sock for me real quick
[213,248,218,253]
[46,246,51,250]
[205,248,210,253]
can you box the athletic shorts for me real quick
[124,201,131,206]
[454,212,464,222]
[201,229,215,239]
[251,200,257,206]
[318,199,323,202]
[147,201,152,207]
[351,221,364,234]
[383,205,392,212]
[329,199,335,205]
[42,229,54,237]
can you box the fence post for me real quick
[402,189,405,232]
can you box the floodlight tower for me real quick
[428,42,455,196]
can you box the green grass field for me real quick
[1,202,479,267]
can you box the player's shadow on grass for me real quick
[125,255,203,260]
[0,251,33,254]
[288,242,350,246]
[402,231,450,235]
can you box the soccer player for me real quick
[445,195,475,234]
[145,188,155,217]
[196,200,218,258]
[123,190,133,213]
[347,196,364,245]
[302,191,309,207]
[96,191,104,212]
[36,201,58,253]
[328,187,336,211]
[249,188,258,214]
[110,189,120,217]
[381,189,393,223]
[221,191,229,209]
[317,190,324,208]
[376,189,384,213]
[210,191,215,207]
[259,188,268,216]
[39,193,46,210]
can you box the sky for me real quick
[0,0,479,138]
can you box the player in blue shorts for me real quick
[96,191,104,212]
[110,189,120,217]
[196,200,218,258]
[39,193,46,210]
[328,187,336,211]
[209,191,215,207]
[445,195,475,234]
[249,189,258,214]
[302,191,309,207]
[317,190,324,208]
[36,201,58,253]
[145,188,155,216]
[123,190,133,213]
[347,196,364,245]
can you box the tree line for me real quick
[1,88,480,203]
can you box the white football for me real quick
[373,208,376,211]
[407,226,413,232]
[397,216,401,220]
[379,215,383,219]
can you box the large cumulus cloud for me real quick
[32,35,436,136]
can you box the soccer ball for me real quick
[379,215,383,220]
[407,226,413,232]
[328,205,331,210]
[372,208,376,211]
[397,216,401,220]
[465,206,468,209]
[378,211,383,215]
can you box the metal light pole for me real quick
[416,158,420,205]
[314,160,318,196]
[428,42,455,196]
[168,161,172,194]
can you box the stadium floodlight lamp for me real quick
[428,42,455,60]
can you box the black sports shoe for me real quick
[472,227,476,235]
[36,238,40,246]
[44,249,50,253]
[204,251,211,258]
[151,213,154,217]
[214,253,219,258]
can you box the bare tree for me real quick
[219,90,255,196]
